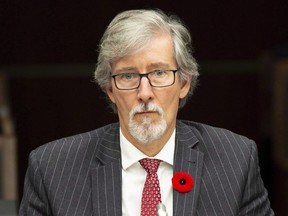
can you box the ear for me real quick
[179,77,191,99]
[106,87,116,103]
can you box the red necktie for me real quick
[139,158,162,216]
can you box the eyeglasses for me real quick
[111,69,178,90]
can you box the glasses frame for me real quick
[111,69,178,90]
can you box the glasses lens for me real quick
[114,73,139,90]
[149,70,175,87]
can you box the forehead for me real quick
[111,34,176,72]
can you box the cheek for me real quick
[113,93,136,114]
[157,90,180,113]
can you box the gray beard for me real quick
[128,103,167,145]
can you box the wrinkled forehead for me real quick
[109,32,175,65]
[111,34,176,70]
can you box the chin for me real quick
[128,116,167,145]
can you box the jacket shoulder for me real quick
[177,120,255,151]
[30,123,120,163]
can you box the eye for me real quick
[153,70,166,76]
[120,73,137,80]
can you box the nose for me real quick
[137,76,154,103]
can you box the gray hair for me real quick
[94,9,199,112]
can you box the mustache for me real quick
[129,103,164,118]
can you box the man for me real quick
[19,9,274,216]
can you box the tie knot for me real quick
[139,158,161,174]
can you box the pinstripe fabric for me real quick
[19,120,274,215]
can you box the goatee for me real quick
[128,103,167,144]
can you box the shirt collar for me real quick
[120,128,175,170]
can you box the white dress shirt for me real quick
[120,129,175,216]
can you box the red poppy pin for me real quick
[172,171,194,193]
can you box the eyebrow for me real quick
[114,62,171,73]
[114,67,137,73]
[148,62,171,69]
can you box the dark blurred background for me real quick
[1,0,288,215]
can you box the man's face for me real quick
[106,34,191,145]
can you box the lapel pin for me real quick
[172,171,194,192]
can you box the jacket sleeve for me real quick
[238,140,274,216]
[19,149,52,216]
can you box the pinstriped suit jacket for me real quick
[19,120,274,216]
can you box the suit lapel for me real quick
[173,121,204,216]
[90,124,122,216]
